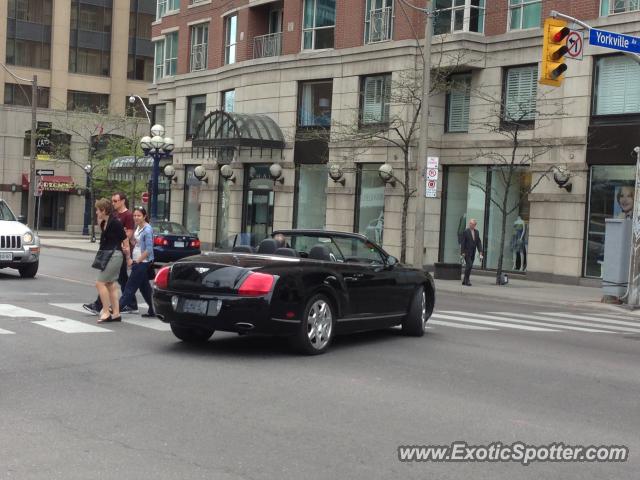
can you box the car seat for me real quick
[274,247,298,257]
[257,238,278,254]
[308,244,332,261]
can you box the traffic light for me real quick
[539,18,570,87]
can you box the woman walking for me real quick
[94,198,126,323]
[119,207,156,317]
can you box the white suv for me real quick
[0,199,40,278]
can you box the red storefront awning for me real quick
[22,174,76,192]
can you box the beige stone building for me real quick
[0,0,153,231]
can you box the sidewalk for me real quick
[38,232,629,314]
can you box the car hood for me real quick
[0,220,33,236]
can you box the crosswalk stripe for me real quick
[51,303,170,331]
[534,312,640,328]
[484,312,615,333]
[489,312,638,333]
[432,313,557,332]
[0,304,111,333]
[0,327,15,334]
[429,319,496,331]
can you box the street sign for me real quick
[35,181,44,197]
[425,179,437,198]
[36,169,54,176]
[426,168,438,180]
[589,28,640,55]
[141,192,149,204]
[566,30,583,60]
[427,156,439,169]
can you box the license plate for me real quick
[0,252,12,261]
[181,299,208,315]
[174,241,185,248]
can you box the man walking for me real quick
[460,218,483,286]
[83,192,139,314]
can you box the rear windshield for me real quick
[154,222,191,235]
[0,202,16,221]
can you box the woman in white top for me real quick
[119,207,156,317]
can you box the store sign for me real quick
[36,121,53,160]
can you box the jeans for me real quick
[94,256,137,310]
[119,262,154,313]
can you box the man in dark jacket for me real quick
[460,218,483,286]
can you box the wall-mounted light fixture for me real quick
[378,163,396,187]
[194,165,208,183]
[328,163,345,186]
[220,164,236,183]
[269,163,284,184]
[553,166,572,192]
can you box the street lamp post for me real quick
[140,125,174,221]
[82,164,96,242]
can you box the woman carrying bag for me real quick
[119,207,156,318]
[93,198,126,323]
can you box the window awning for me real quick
[192,110,285,159]
[109,156,154,170]
[22,174,76,192]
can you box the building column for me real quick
[50,1,71,109]
[0,1,7,91]
[110,0,131,115]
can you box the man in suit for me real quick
[460,218,483,286]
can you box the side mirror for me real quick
[17,215,26,224]
[386,255,398,267]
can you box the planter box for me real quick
[434,262,462,280]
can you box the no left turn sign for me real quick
[566,30,583,60]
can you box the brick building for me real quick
[149,0,640,284]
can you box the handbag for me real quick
[92,249,116,271]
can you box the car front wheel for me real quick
[170,324,214,343]
[402,286,428,337]
[18,261,38,278]
[292,293,335,355]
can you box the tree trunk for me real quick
[400,148,410,263]
[495,172,513,285]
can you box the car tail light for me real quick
[154,266,171,289]
[190,239,201,249]
[154,236,169,246]
[237,272,275,296]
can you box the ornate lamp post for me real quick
[140,124,174,221]
[82,164,96,242]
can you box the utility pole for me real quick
[27,75,38,229]
[413,1,432,269]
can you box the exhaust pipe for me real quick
[235,322,255,330]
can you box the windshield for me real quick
[281,233,386,265]
[0,201,17,221]
[154,222,192,235]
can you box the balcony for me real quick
[190,44,207,72]
[368,7,392,44]
[253,32,282,59]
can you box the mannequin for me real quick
[512,216,527,271]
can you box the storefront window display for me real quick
[585,165,635,278]
[295,164,327,229]
[183,165,202,235]
[356,164,385,244]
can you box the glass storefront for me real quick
[441,165,530,272]
[356,164,385,243]
[243,164,274,245]
[215,171,231,248]
[183,165,202,235]
[295,164,327,229]
[585,165,635,278]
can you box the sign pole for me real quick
[27,75,38,229]
[625,147,640,306]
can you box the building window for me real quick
[67,91,109,112]
[356,164,385,244]
[434,0,485,35]
[365,0,393,43]
[215,172,232,248]
[298,80,333,127]
[446,73,471,132]
[70,1,112,33]
[585,165,635,277]
[4,83,49,108]
[295,164,327,229]
[222,89,235,112]
[8,0,53,24]
[186,95,207,140]
[125,97,149,118]
[360,74,391,125]
[594,55,640,116]
[302,0,336,50]
[157,0,180,20]
[154,32,178,81]
[601,0,640,15]
[69,48,111,76]
[508,0,541,30]
[151,103,166,125]
[190,23,208,72]
[503,65,538,125]
[128,55,154,81]
[128,9,154,81]
[225,15,237,65]
[183,166,202,235]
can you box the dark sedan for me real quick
[153,230,435,355]
[152,221,201,263]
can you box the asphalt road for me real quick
[0,248,638,480]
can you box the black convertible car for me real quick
[153,230,435,354]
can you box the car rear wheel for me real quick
[292,293,335,355]
[170,324,214,343]
[18,261,38,279]
[402,286,427,337]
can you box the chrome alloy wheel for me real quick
[306,299,333,350]
[420,290,427,331]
